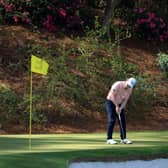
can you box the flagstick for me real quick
[29,70,33,150]
[29,55,49,149]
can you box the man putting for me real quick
[105,77,136,144]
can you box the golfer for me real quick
[105,77,136,144]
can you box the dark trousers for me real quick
[105,99,126,140]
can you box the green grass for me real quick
[0,131,167,168]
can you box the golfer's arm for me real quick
[120,95,129,110]
[111,91,120,108]
[113,97,119,107]
[109,82,121,108]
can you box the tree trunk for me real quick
[160,0,168,17]
[102,0,122,39]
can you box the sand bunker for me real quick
[69,158,168,168]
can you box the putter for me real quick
[118,114,124,140]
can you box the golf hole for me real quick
[69,158,168,168]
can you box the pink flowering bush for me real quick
[0,0,32,25]
[115,7,168,43]
[131,8,168,43]
[0,0,85,32]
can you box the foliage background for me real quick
[0,0,167,132]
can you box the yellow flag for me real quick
[31,55,49,75]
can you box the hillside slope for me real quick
[0,25,167,133]
[122,39,168,130]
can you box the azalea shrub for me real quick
[131,8,168,43]
[0,0,85,32]
[115,7,168,43]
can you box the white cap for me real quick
[127,78,136,88]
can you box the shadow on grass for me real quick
[0,147,167,168]
[0,132,167,168]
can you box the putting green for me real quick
[0,131,167,168]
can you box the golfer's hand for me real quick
[116,106,121,114]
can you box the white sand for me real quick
[69,158,168,168]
